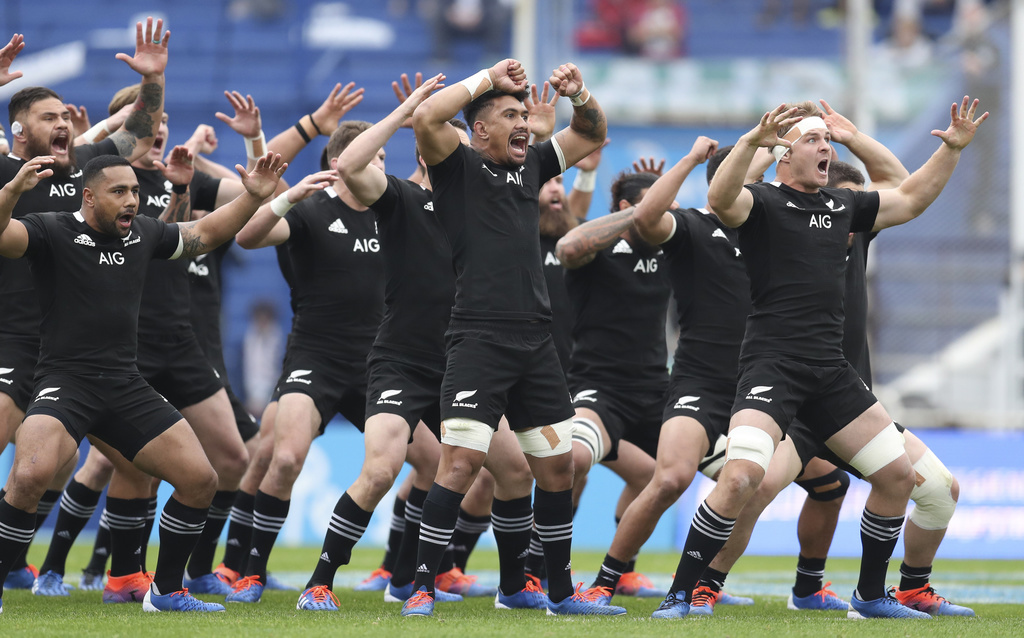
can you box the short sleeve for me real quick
[849,189,880,233]
[660,209,689,250]
[284,201,311,244]
[531,140,563,185]
[427,143,468,195]
[152,218,184,260]
[19,213,49,258]
[369,174,404,221]
[189,171,221,212]
[73,138,119,165]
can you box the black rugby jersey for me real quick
[661,208,750,383]
[428,141,564,322]
[565,234,670,389]
[738,182,879,363]
[843,232,876,385]
[0,140,118,338]
[188,240,232,377]
[136,168,219,337]
[20,211,182,375]
[283,187,384,358]
[540,234,573,374]
[369,175,455,362]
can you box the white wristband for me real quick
[80,119,110,144]
[569,84,590,107]
[458,70,493,100]
[270,192,294,217]
[572,168,596,193]
[244,131,266,161]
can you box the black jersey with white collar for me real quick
[843,232,876,385]
[135,167,220,338]
[660,208,751,383]
[283,187,384,358]
[369,175,455,362]
[188,240,232,374]
[0,140,118,339]
[428,140,564,322]
[565,234,671,388]
[539,234,573,373]
[20,211,182,375]
[738,182,879,363]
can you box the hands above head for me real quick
[525,82,559,141]
[9,156,54,194]
[686,136,718,165]
[216,91,262,139]
[116,17,169,78]
[64,104,91,137]
[489,58,527,93]
[311,82,365,136]
[549,63,585,100]
[932,96,989,151]
[237,152,287,200]
[394,73,445,125]
[284,169,339,205]
[185,124,219,156]
[632,155,665,175]
[746,104,801,150]
[0,33,25,87]
[818,99,858,146]
[154,145,195,186]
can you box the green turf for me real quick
[2,545,1022,637]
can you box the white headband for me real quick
[771,116,827,163]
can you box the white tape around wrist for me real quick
[569,83,590,107]
[270,192,294,217]
[80,120,110,144]
[245,131,267,161]
[458,70,493,99]
[572,168,596,193]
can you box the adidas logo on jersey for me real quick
[745,385,773,403]
[424,201,434,211]
[452,389,478,408]
[321,552,331,562]
[377,389,404,406]
[328,219,348,234]
[612,239,633,254]
[711,228,727,240]
[74,233,95,247]
[673,395,700,411]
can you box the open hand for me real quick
[216,91,262,139]
[154,145,195,187]
[932,96,988,151]
[237,152,287,200]
[116,17,169,77]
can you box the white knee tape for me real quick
[440,418,494,454]
[517,419,574,458]
[725,426,775,473]
[700,434,728,480]
[848,422,905,478]
[571,417,605,468]
[909,449,956,531]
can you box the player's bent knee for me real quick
[725,425,774,473]
[441,418,494,453]
[908,449,957,530]
[517,419,573,458]
[796,467,850,502]
[699,434,728,480]
[849,422,905,478]
[571,417,604,469]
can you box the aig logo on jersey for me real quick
[98,252,125,266]
[50,183,76,198]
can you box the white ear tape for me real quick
[11,121,23,136]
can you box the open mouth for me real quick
[153,137,164,152]
[51,131,69,155]
[509,131,529,157]
[117,211,135,231]
[548,196,563,212]
[817,159,828,176]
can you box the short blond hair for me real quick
[778,101,823,138]
[108,85,140,116]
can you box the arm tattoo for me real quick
[557,209,634,268]
[179,223,208,259]
[569,102,607,143]
[111,82,162,157]
[159,192,191,223]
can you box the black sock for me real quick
[11,489,60,572]
[856,509,904,601]
[524,529,546,580]
[793,554,827,597]
[592,553,629,590]
[306,492,372,589]
[412,483,463,593]
[153,497,207,595]
[899,562,931,591]
[491,496,532,595]
[186,490,235,579]
[381,496,406,573]
[699,566,728,593]
[246,491,289,582]
[139,496,158,572]
[222,490,255,574]
[40,481,101,575]
[452,509,491,571]
[534,487,574,603]
[669,501,735,602]
[390,487,428,588]
[0,499,36,584]
[106,497,148,577]
[85,509,112,574]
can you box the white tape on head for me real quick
[771,115,827,163]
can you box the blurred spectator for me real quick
[228,0,285,20]
[757,0,812,28]
[424,0,513,64]
[577,0,687,58]
[242,299,285,415]
[874,0,934,69]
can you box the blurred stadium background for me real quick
[0,0,1021,563]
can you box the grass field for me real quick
[2,544,1022,637]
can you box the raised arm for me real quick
[565,139,608,221]
[106,18,169,163]
[555,207,634,270]
[265,82,364,165]
[634,136,718,245]
[0,33,25,87]
[708,104,800,227]
[235,169,336,249]
[820,99,909,190]
[153,145,195,223]
[0,156,54,258]
[524,81,559,144]
[413,59,526,166]
[341,73,444,206]
[874,96,988,231]
[216,91,266,172]
[549,63,607,168]
[177,153,286,258]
